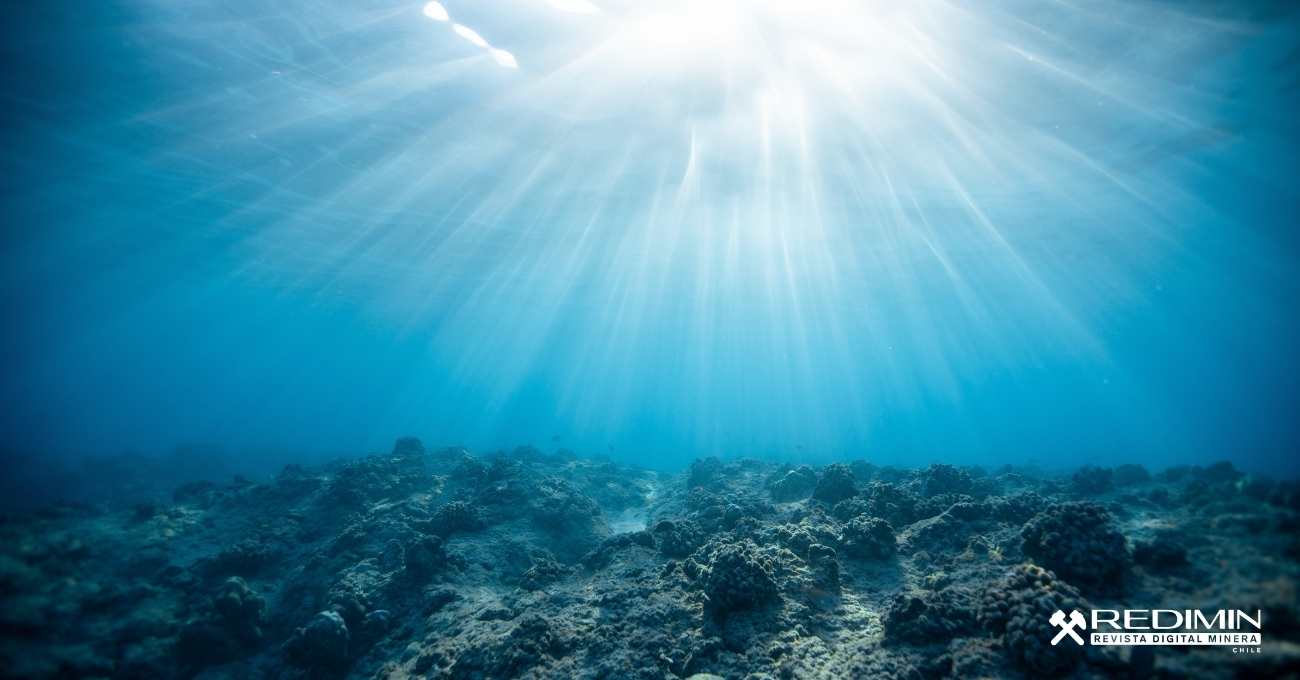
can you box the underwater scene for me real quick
[1,1,1299,678]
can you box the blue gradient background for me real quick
[1,1,1297,475]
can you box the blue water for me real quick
[2,1,1298,476]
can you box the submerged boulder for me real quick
[1070,466,1113,495]
[882,587,978,645]
[841,481,921,526]
[391,436,426,461]
[978,564,1088,675]
[284,610,350,672]
[702,540,779,617]
[806,543,841,592]
[919,464,975,498]
[1133,531,1190,571]
[404,535,446,582]
[1021,501,1129,593]
[813,464,858,504]
[1112,463,1151,486]
[212,576,265,643]
[769,465,818,502]
[429,500,485,537]
[839,515,897,560]
[687,457,725,491]
[653,519,704,558]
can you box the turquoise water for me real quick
[2,1,1298,474]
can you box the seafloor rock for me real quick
[403,535,446,581]
[771,516,839,557]
[701,540,779,616]
[581,530,655,570]
[812,463,858,504]
[898,501,1003,559]
[521,555,570,589]
[805,543,840,592]
[936,637,1005,679]
[175,620,241,671]
[882,587,978,645]
[768,465,818,502]
[838,481,922,526]
[390,436,426,462]
[1112,463,1151,486]
[443,610,573,678]
[1133,530,1190,571]
[1070,465,1114,495]
[532,477,607,550]
[284,610,350,672]
[653,518,704,558]
[428,500,485,537]
[695,494,773,534]
[1021,501,1129,593]
[212,576,265,643]
[687,457,725,490]
[985,491,1047,524]
[839,515,897,559]
[919,463,975,498]
[201,538,280,578]
[978,564,1088,675]
[1,446,1295,679]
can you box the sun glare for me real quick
[421,1,448,22]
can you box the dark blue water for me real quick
[2,0,1298,478]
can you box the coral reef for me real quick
[0,444,1294,679]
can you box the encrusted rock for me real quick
[653,518,704,558]
[806,543,840,592]
[687,457,725,490]
[212,576,264,643]
[813,464,858,504]
[284,610,350,671]
[702,540,779,616]
[429,500,484,537]
[839,515,897,560]
[1070,465,1113,495]
[1021,501,1128,593]
[1133,531,1189,571]
[919,464,975,498]
[404,535,446,581]
[882,587,978,645]
[769,466,818,502]
[1112,464,1151,486]
[978,564,1088,675]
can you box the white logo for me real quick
[1046,608,1263,652]
[1050,610,1087,646]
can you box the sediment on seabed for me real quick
[1,439,1297,679]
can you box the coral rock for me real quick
[702,540,779,616]
[813,464,858,504]
[840,515,897,560]
[284,610,350,671]
[1020,501,1128,593]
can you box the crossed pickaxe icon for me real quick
[1050,610,1087,645]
